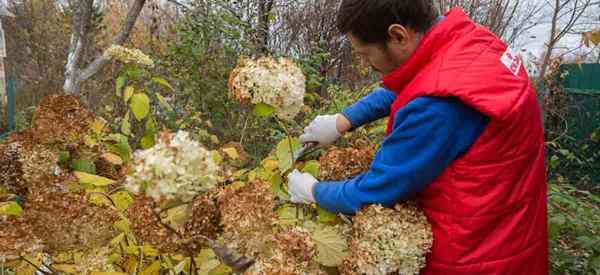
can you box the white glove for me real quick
[299,114,341,147]
[287,170,318,204]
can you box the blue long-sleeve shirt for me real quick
[314,88,489,214]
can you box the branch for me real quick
[166,0,190,11]
[79,0,147,81]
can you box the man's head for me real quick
[337,0,438,74]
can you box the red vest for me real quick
[383,8,548,275]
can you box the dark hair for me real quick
[336,0,438,44]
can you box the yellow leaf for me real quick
[0,201,23,216]
[110,191,133,210]
[53,264,78,274]
[75,171,115,187]
[222,147,239,160]
[90,271,129,275]
[123,86,135,104]
[262,159,279,172]
[101,153,123,166]
[122,256,138,274]
[164,204,192,230]
[110,232,126,246]
[130,93,151,121]
[212,151,223,166]
[141,245,160,257]
[312,225,348,267]
[140,260,161,275]
[90,118,108,135]
[113,219,130,232]
[210,135,220,145]
[151,77,175,91]
[248,170,257,182]
[89,192,111,206]
[84,135,99,147]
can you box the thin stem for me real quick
[274,116,295,163]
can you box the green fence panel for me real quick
[561,64,600,91]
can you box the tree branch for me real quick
[79,0,147,81]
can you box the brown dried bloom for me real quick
[319,140,377,181]
[23,177,119,252]
[340,204,433,275]
[245,227,324,275]
[218,180,277,257]
[127,195,184,253]
[0,142,25,195]
[31,95,94,145]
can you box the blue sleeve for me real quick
[341,87,396,130]
[314,97,489,214]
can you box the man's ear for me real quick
[387,24,410,46]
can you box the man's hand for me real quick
[299,114,352,147]
[287,170,318,204]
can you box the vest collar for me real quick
[382,8,474,93]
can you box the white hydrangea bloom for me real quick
[104,45,155,68]
[125,131,217,203]
[348,204,433,275]
[228,57,306,120]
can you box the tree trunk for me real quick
[64,0,147,94]
[257,0,274,55]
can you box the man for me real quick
[287,1,548,274]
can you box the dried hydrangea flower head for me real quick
[104,45,155,68]
[341,204,433,275]
[125,130,217,203]
[228,57,306,120]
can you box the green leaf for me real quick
[151,77,174,91]
[140,134,156,150]
[302,160,320,178]
[212,151,223,166]
[276,137,301,173]
[74,171,115,187]
[70,159,97,174]
[277,204,308,226]
[0,201,23,216]
[156,93,174,113]
[130,93,151,121]
[254,103,276,117]
[196,249,221,274]
[311,225,348,267]
[110,191,134,210]
[106,134,132,163]
[145,116,157,135]
[116,75,127,96]
[58,150,71,163]
[121,112,132,136]
[317,207,337,224]
[123,86,135,103]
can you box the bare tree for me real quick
[538,0,597,78]
[257,0,275,55]
[64,0,147,94]
[436,0,544,44]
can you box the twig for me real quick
[19,256,56,275]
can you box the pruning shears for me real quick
[292,141,318,163]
